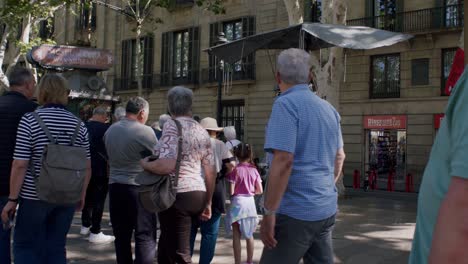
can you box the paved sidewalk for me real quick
[66,193,417,264]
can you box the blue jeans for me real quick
[13,199,75,264]
[190,212,221,264]
[0,196,11,263]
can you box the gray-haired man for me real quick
[260,49,345,264]
[105,97,158,264]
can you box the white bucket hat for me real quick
[200,117,223,132]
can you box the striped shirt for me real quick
[13,106,90,200]
[265,84,343,222]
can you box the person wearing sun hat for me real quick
[190,117,236,264]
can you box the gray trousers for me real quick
[260,213,336,264]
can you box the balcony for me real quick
[113,74,159,92]
[347,4,463,33]
[201,63,256,84]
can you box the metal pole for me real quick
[465,1,468,65]
[217,65,223,126]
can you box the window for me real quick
[444,0,463,27]
[222,100,245,141]
[39,19,54,40]
[161,27,200,86]
[208,17,255,82]
[77,0,96,31]
[370,54,400,99]
[305,0,322,22]
[411,58,429,86]
[365,0,403,31]
[441,48,457,95]
[118,36,154,91]
[173,30,190,79]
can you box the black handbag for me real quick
[138,119,182,213]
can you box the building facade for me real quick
[48,0,462,191]
[342,0,463,191]
[53,0,289,159]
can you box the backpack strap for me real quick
[31,112,55,143]
[31,112,82,146]
[70,120,82,146]
[173,119,183,187]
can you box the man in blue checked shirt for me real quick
[260,48,346,264]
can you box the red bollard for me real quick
[406,173,414,192]
[387,170,394,192]
[353,170,361,189]
[370,169,377,190]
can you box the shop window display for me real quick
[368,130,406,182]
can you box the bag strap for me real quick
[173,119,183,187]
[31,111,81,146]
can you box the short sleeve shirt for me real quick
[410,68,468,263]
[227,163,262,196]
[264,84,343,221]
[155,117,214,193]
[14,106,90,200]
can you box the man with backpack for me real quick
[80,106,115,244]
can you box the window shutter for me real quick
[120,39,132,90]
[209,22,220,82]
[161,32,173,86]
[91,3,97,31]
[189,27,200,85]
[304,0,312,22]
[396,0,404,31]
[243,16,256,80]
[365,0,374,27]
[143,36,154,89]
[433,0,444,29]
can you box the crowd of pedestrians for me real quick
[0,48,350,264]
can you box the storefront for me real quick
[363,115,407,191]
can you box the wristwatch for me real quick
[263,207,276,216]
[8,197,18,203]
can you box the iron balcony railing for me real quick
[203,62,256,84]
[370,80,400,99]
[113,74,159,92]
[347,4,463,33]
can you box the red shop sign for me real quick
[363,115,407,129]
[434,114,445,129]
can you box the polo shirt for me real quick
[410,68,468,263]
[265,84,343,221]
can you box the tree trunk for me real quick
[283,0,304,24]
[0,25,11,91]
[135,0,143,97]
[6,14,33,76]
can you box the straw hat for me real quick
[200,117,223,132]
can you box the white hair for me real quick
[277,48,311,85]
[224,126,237,141]
[167,86,193,116]
[159,114,171,129]
[114,106,126,121]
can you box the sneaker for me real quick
[80,226,90,235]
[88,232,115,244]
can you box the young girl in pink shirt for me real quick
[227,143,263,264]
